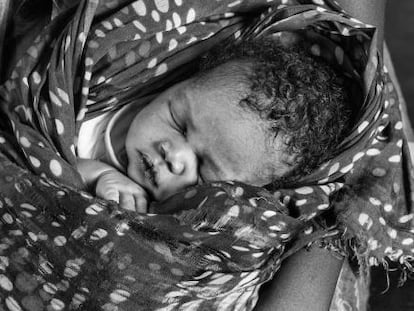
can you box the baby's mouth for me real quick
[137,152,158,188]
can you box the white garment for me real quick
[77,105,131,171]
[77,111,111,161]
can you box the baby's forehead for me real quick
[192,61,252,88]
[182,75,253,121]
[179,66,273,139]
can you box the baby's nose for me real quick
[160,141,190,176]
[155,140,199,200]
[170,161,185,175]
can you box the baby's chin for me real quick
[151,178,202,203]
[151,186,181,202]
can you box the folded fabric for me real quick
[0,0,413,310]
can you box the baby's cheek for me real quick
[157,171,199,201]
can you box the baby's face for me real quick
[125,61,292,201]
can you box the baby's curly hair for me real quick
[200,37,353,183]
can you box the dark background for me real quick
[369,1,414,310]
[385,1,414,122]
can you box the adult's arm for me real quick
[254,246,343,311]
[337,1,414,146]
[335,0,386,53]
[0,0,11,81]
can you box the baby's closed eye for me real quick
[168,101,186,135]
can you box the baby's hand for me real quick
[95,169,148,212]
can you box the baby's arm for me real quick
[77,158,148,212]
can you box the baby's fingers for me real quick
[134,194,148,213]
[120,193,136,212]
[98,187,120,204]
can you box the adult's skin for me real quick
[254,1,387,310]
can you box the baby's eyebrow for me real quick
[168,100,181,127]
[169,90,191,125]
[177,87,200,128]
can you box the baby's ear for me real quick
[281,135,302,166]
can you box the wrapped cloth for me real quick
[0,0,413,310]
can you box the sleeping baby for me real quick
[77,37,352,212]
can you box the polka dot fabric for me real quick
[0,157,298,310]
[0,0,413,309]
